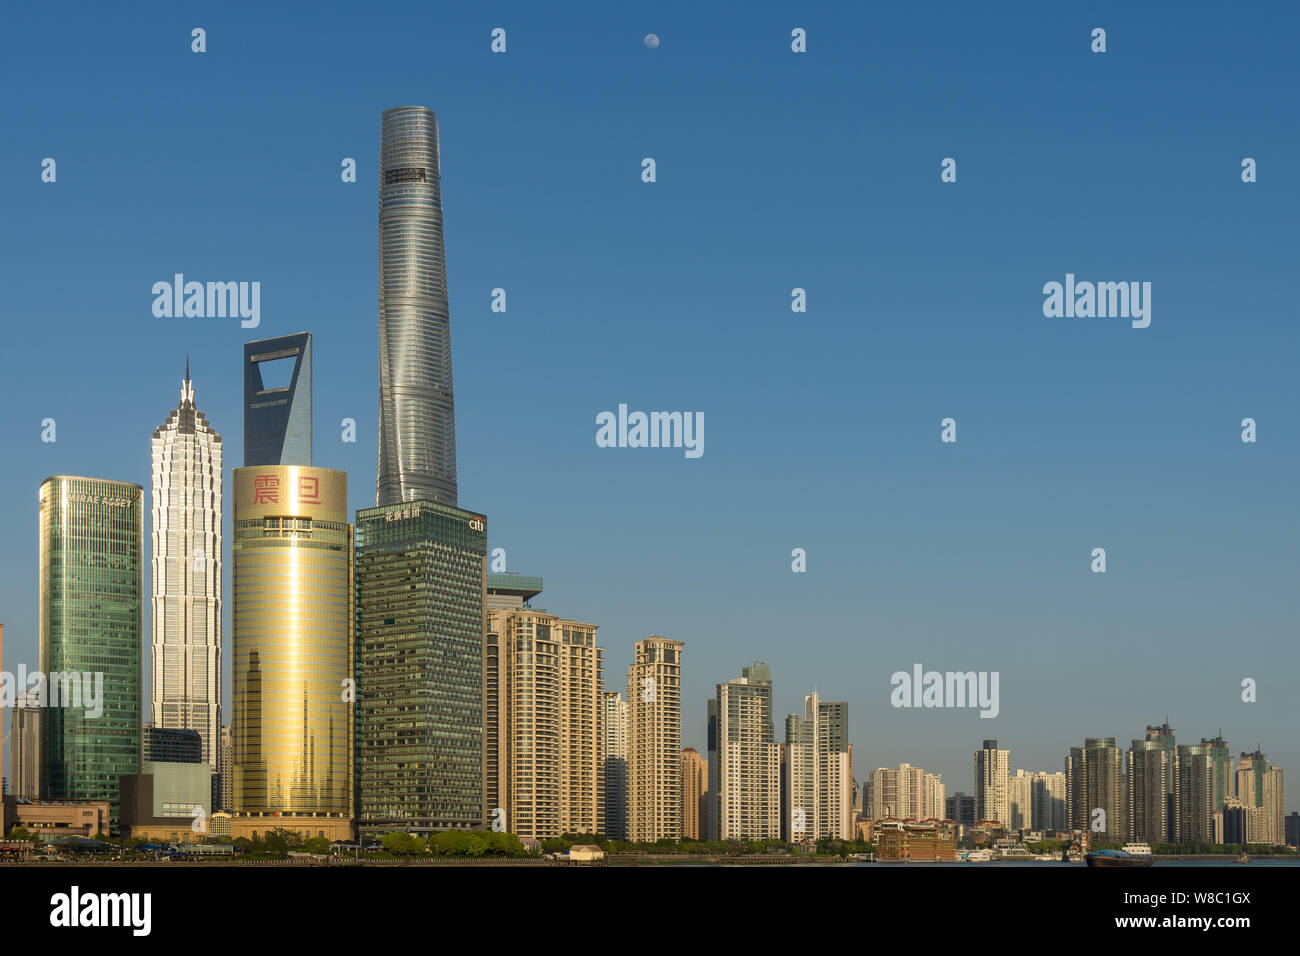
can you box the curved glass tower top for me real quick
[377,105,458,507]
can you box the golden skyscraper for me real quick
[230,465,353,841]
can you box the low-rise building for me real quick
[2,796,111,839]
[568,844,605,863]
[876,821,956,861]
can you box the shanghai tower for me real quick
[376,106,458,507]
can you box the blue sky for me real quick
[1,1,1296,802]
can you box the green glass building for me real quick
[38,475,144,830]
[354,499,486,835]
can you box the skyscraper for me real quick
[867,764,945,822]
[230,465,353,841]
[483,607,603,838]
[1008,769,1033,832]
[708,662,780,841]
[627,636,683,843]
[1030,771,1068,832]
[1177,742,1216,844]
[1067,737,1126,843]
[1129,721,1177,844]
[945,791,975,827]
[680,747,707,840]
[150,361,222,773]
[783,692,853,841]
[601,691,629,840]
[974,739,1010,826]
[11,690,41,801]
[354,501,486,836]
[243,333,312,466]
[218,724,232,812]
[376,105,458,507]
[38,476,144,829]
[1202,733,1233,816]
[1235,748,1285,845]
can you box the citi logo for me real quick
[468,516,485,532]
[152,274,261,328]
[50,886,151,936]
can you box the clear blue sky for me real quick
[1,1,1296,804]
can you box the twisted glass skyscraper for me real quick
[377,106,458,507]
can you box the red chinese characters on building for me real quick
[298,476,321,505]
[252,475,280,504]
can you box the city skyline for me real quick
[1,4,1296,803]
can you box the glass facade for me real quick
[376,106,458,507]
[243,333,313,467]
[38,475,144,830]
[355,500,486,834]
[231,465,353,819]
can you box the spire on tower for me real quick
[181,356,195,405]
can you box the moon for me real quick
[644,34,660,49]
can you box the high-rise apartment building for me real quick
[243,333,312,467]
[38,476,144,829]
[1067,737,1126,843]
[483,608,602,838]
[1177,742,1216,844]
[150,362,222,772]
[974,740,1010,826]
[355,501,487,835]
[867,764,945,822]
[376,105,458,507]
[11,690,41,801]
[1202,734,1233,816]
[1129,720,1177,844]
[602,692,628,840]
[782,692,853,841]
[681,747,707,840]
[218,724,232,812]
[230,465,353,841]
[1030,771,1068,832]
[1008,769,1033,831]
[708,662,780,841]
[945,791,975,827]
[627,637,683,843]
[1235,748,1285,845]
